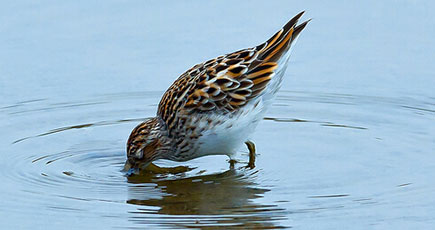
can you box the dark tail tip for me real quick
[292,18,311,41]
[283,11,305,31]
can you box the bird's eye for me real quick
[134,150,144,159]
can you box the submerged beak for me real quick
[121,160,148,176]
[122,160,140,176]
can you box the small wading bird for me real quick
[124,11,309,175]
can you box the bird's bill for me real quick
[122,160,142,176]
[122,160,132,172]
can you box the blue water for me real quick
[1,1,434,229]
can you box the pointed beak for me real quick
[123,160,141,176]
[122,160,132,172]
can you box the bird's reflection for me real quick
[126,169,288,229]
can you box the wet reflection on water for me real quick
[126,170,287,229]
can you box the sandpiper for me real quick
[124,11,309,174]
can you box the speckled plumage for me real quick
[126,12,309,170]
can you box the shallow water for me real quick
[1,1,435,229]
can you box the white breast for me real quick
[195,95,273,158]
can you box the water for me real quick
[1,1,435,229]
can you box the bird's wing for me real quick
[158,12,309,132]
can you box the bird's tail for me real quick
[255,11,310,64]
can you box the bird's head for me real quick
[124,117,170,174]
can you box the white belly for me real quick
[195,96,273,158]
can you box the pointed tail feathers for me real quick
[256,11,310,63]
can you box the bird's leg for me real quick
[227,141,256,169]
[229,159,237,169]
[245,141,256,169]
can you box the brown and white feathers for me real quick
[125,12,309,170]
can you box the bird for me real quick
[124,11,309,174]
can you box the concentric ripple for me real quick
[1,90,434,229]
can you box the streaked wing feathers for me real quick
[183,60,277,112]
